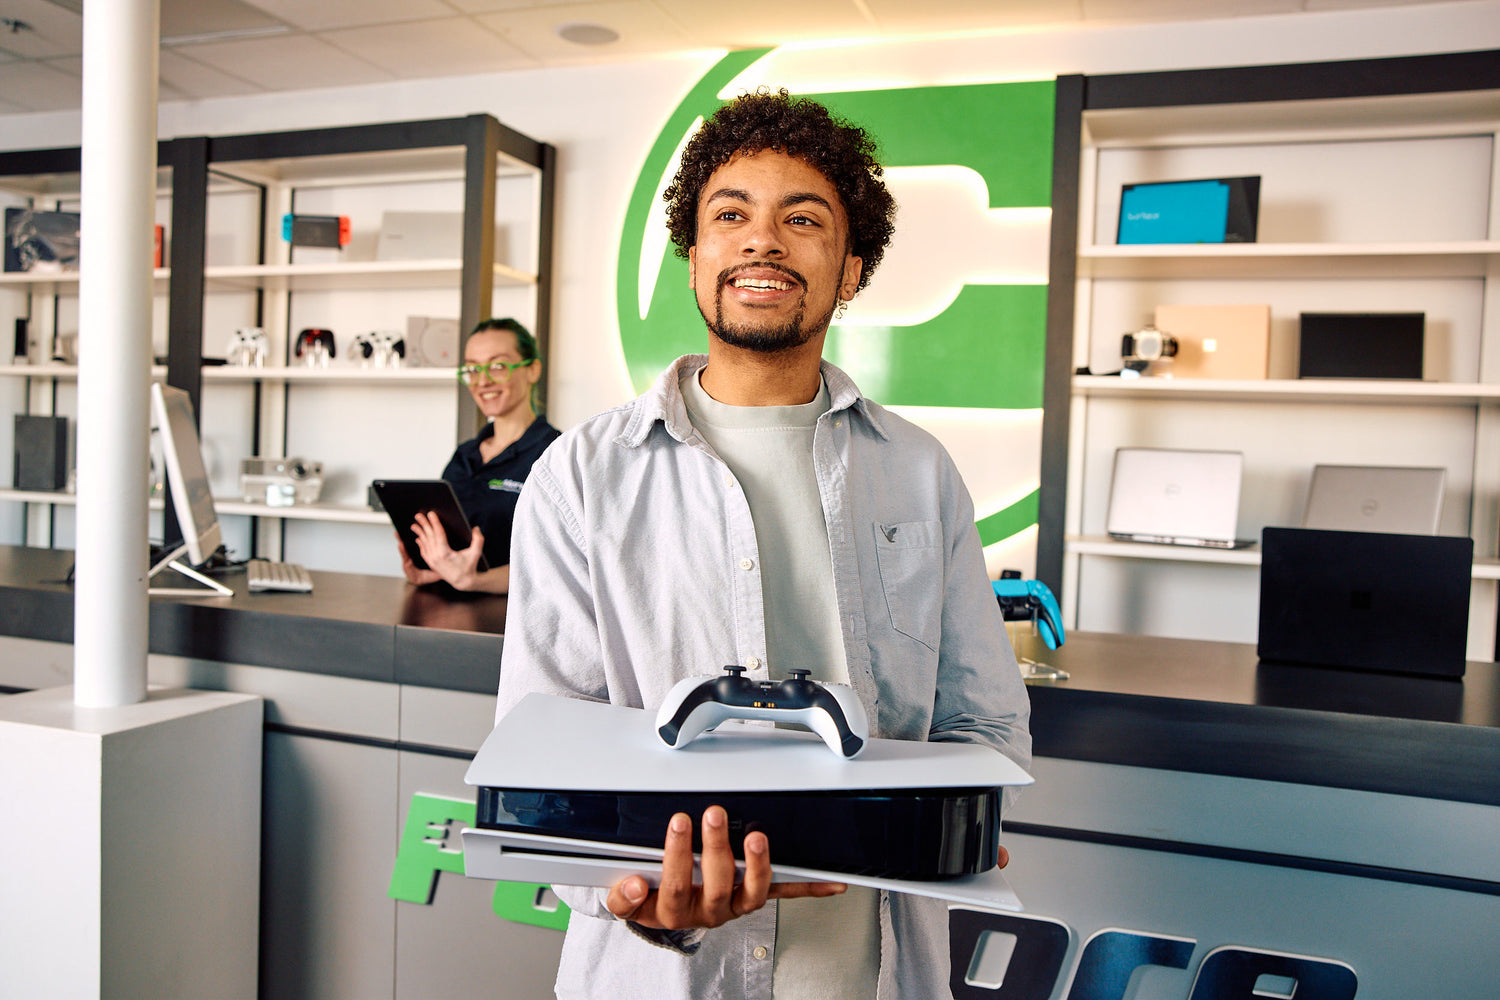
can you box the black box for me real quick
[13,415,68,491]
[1298,312,1424,379]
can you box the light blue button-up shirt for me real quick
[496,355,1032,1000]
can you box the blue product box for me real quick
[1117,176,1260,245]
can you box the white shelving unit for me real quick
[1047,61,1500,660]
[1,116,556,576]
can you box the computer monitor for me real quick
[149,382,231,596]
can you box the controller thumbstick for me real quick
[722,665,747,677]
[788,669,811,681]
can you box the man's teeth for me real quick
[732,277,793,290]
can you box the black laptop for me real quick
[1257,527,1472,678]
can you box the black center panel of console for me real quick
[474,785,1002,880]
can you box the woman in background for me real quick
[398,318,560,593]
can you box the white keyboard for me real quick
[246,558,313,593]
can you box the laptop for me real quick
[1153,303,1271,380]
[1301,465,1445,535]
[1257,527,1471,677]
[1105,448,1254,548]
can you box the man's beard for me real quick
[700,264,836,354]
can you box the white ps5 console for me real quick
[461,693,1032,910]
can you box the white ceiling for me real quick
[0,0,1484,114]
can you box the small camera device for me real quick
[240,456,323,507]
[1121,322,1178,376]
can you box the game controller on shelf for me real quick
[655,666,869,759]
[992,574,1065,650]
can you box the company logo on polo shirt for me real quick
[488,478,525,493]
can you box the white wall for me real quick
[2,2,1497,430]
[4,1,1499,575]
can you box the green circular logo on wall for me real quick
[614,50,1056,548]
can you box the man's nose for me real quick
[741,218,785,257]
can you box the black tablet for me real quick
[372,479,490,572]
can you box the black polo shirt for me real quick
[441,416,561,568]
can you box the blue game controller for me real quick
[992,576,1065,649]
[655,666,869,759]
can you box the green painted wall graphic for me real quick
[615,52,1055,549]
[389,792,570,932]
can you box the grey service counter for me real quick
[2,543,1498,999]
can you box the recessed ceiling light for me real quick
[555,22,619,46]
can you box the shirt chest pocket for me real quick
[873,519,943,651]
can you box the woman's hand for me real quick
[396,531,442,586]
[410,510,487,591]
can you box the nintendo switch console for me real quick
[463,693,1031,895]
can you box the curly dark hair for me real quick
[663,88,896,295]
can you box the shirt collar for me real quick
[617,353,889,448]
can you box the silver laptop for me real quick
[1301,465,1445,535]
[1105,447,1253,548]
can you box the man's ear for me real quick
[688,246,697,290]
[840,255,863,301]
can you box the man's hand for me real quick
[410,511,486,590]
[606,805,845,930]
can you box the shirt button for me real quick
[739,558,754,571]
[724,474,735,487]
[746,657,761,671]
[753,946,768,960]
[834,419,843,428]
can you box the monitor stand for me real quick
[147,543,232,597]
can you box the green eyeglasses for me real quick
[457,359,534,384]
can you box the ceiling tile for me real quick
[865,0,1082,34]
[1081,0,1300,23]
[160,0,282,41]
[649,0,881,47]
[239,0,458,32]
[322,17,538,77]
[0,58,83,112]
[1304,0,1457,8]
[474,1,697,63]
[173,33,396,91]
[444,0,590,12]
[0,0,83,59]
[158,49,262,99]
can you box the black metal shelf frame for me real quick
[1036,48,1500,595]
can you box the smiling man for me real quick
[495,89,1032,1000]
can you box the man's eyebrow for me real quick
[703,188,835,213]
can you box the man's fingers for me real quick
[735,830,772,916]
[654,812,695,928]
[697,806,737,925]
[767,880,847,899]
[605,874,651,920]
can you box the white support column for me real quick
[73,0,160,707]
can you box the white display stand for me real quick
[0,685,263,999]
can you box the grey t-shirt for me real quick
[682,369,880,1000]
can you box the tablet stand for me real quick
[147,542,232,597]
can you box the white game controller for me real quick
[655,666,869,759]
